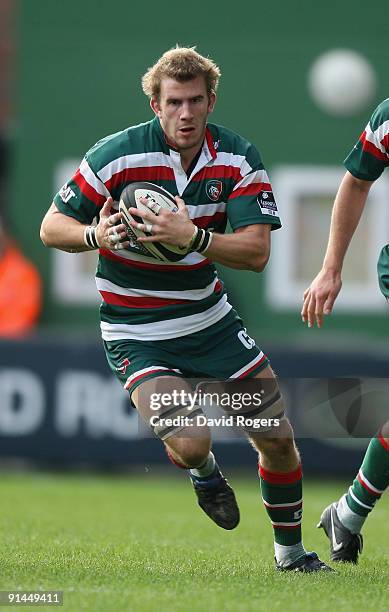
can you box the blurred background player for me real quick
[302,98,389,563]
[40,46,331,572]
[0,27,42,338]
[0,215,42,337]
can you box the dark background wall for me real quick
[2,336,386,472]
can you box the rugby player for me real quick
[41,46,330,571]
[302,99,389,563]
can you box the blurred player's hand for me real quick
[301,270,342,328]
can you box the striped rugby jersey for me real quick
[344,98,389,181]
[54,117,281,341]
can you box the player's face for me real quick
[151,76,216,157]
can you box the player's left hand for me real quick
[128,196,196,248]
[301,269,342,328]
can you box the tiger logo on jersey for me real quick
[206,180,223,202]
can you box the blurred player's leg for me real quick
[318,422,389,563]
[132,376,240,530]
[250,366,332,572]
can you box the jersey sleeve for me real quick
[344,99,389,181]
[227,144,281,231]
[53,155,111,224]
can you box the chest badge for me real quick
[206,180,223,202]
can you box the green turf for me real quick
[0,471,388,611]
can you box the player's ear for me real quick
[208,92,216,114]
[150,97,161,117]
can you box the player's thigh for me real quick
[104,338,210,443]
[234,365,285,429]
[132,375,211,443]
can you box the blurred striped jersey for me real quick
[345,98,389,181]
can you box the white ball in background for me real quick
[308,49,377,116]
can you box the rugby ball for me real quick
[119,182,190,262]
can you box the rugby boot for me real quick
[190,468,240,530]
[318,502,363,564]
[275,551,334,572]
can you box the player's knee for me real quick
[167,437,211,468]
[258,436,296,461]
[142,394,206,442]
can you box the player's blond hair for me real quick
[142,46,221,100]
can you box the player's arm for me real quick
[198,223,271,272]
[129,197,271,272]
[40,198,129,252]
[301,171,374,328]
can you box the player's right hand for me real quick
[301,270,342,328]
[96,197,130,250]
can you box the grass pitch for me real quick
[0,471,388,611]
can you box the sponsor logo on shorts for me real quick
[59,183,76,203]
[238,329,256,349]
[206,180,223,202]
[116,358,130,375]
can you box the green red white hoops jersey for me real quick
[54,117,281,341]
[344,98,389,181]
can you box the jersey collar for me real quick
[152,117,217,194]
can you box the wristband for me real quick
[189,227,213,254]
[83,226,100,250]
[197,229,213,254]
[182,225,199,250]
[188,226,201,251]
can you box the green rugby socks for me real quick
[337,431,389,533]
[259,463,306,566]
